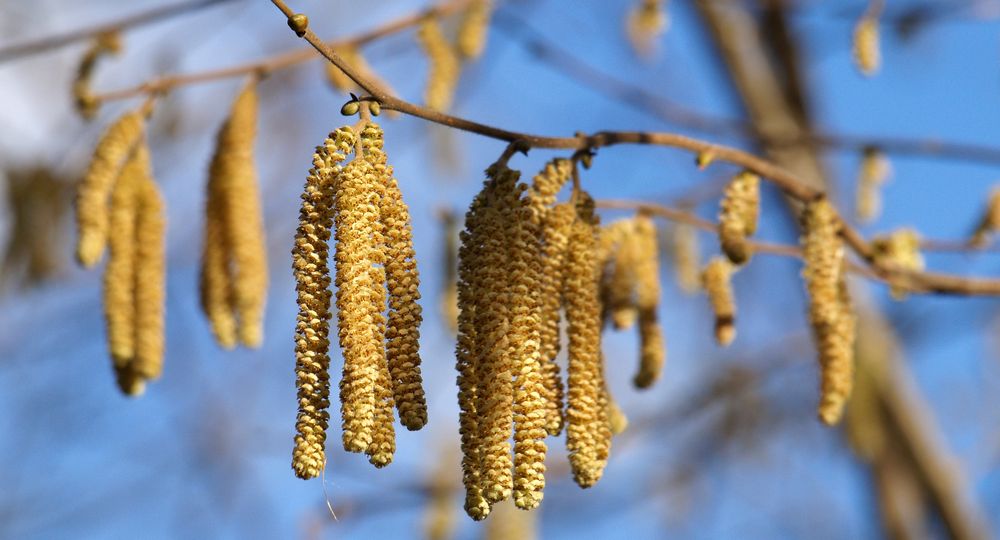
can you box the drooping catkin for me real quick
[455,186,491,520]
[606,220,639,330]
[362,123,428,432]
[626,0,668,57]
[855,146,890,223]
[73,31,121,119]
[334,156,386,454]
[457,0,493,60]
[632,215,665,388]
[200,81,268,349]
[872,228,923,300]
[104,149,140,390]
[290,127,355,480]
[970,188,1000,247]
[853,14,881,76]
[507,178,548,511]
[474,164,519,504]
[76,110,145,268]
[131,157,166,381]
[702,257,736,346]
[671,222,701,294]
[417,18,460,111]
[564,193,611,488]
[718,170,760,266]
[801,197,855,426]
[536,203,574,436]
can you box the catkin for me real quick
[334,156,386,454]
[131,158,166,381]
[536,203,574,436]
[73,31,121,119]
[104,152,140,371]
[672,222,701,294]
[76,110,145,267]
[363,123,428,432]
[200,82,268,349]
[856,146,890,223]
[702,257,736,346]
[853,15,881,76]
[606,220,639,330]
[291,127,355,480]
[626,0,668,56]
[718,170,760,266]
[457,0,493,60]
[970,188,1000,247]
[632,215,665,388]
[872,228,923,300]
[564,194,611,488]
[417,18,460,111]
[801,198,855,426]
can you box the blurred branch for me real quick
[0,0,242,64]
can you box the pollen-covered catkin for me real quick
[334,156,386,454]
[457,0,493,60]
[417,18,460,111]
[362,123,428,432]
[853,15,881,76]
[970,188,1000,247]
[801,197,855,426]
[290,127,355,480]
[507,179,548,511]
[104,150,140,382]
[606,220,639,330]
[872,228,923,300]
[76,110,145,267]
[536,203,574,436]
[455,187,491,520]
[632,214,665,388]
[200,179,237,349]
[718,170,760,266]
[564,193,611,488]
[856,146,890,223]
[702,257,736,346]
[474,164,518,504]
[132,157,166,381]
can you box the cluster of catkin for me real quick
[75,104,166,396]
[598,215,666,388]
[455,156,654,520]
[291,121,426,480]
[801,197,856,426]
[199,81,268,349]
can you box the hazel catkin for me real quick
[104,149,140,384]
[457,0,493,60]
[801,197,855,426]
[536,203,574,436]
[417,17,460,111]
[702,256,736,346]
[632,215,665,388]
[872,228,923,300]
[131,156,166,381]
[718,170,760,266]
[76,110,145,268]
[853,15,881,76]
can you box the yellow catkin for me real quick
[970,188,1000,247]
[457,0,493,60]
[853,15,881,76]
[201,82,268,349]
[872,228,924,300]
[417,18,460,111]
[131,150,166,381]
[604,376,628,436]
[672,222,701,294]
[363,123,428,432]
[606,220,639,330]
[536,203,574,436]
[456,183,491,520]
[626,0,668,57]
[334,156,386,455]
[527,158,573,436]
[564,193,611,488]
[632,215,665,389]
[104,148,140,392]
[718,170,760,266]
[801,198,855,426]
[73,31,121,119]
[290,127,355,480]
[507,177,548,511]
[474,164,519,505]
[76,110,145,267]
[856,146,890,223]
[702,256,736,346]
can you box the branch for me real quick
[0,0,241,64]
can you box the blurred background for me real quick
[1,0,1000,538]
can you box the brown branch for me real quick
[0,0,241,64]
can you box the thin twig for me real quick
[0,0,241,64]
